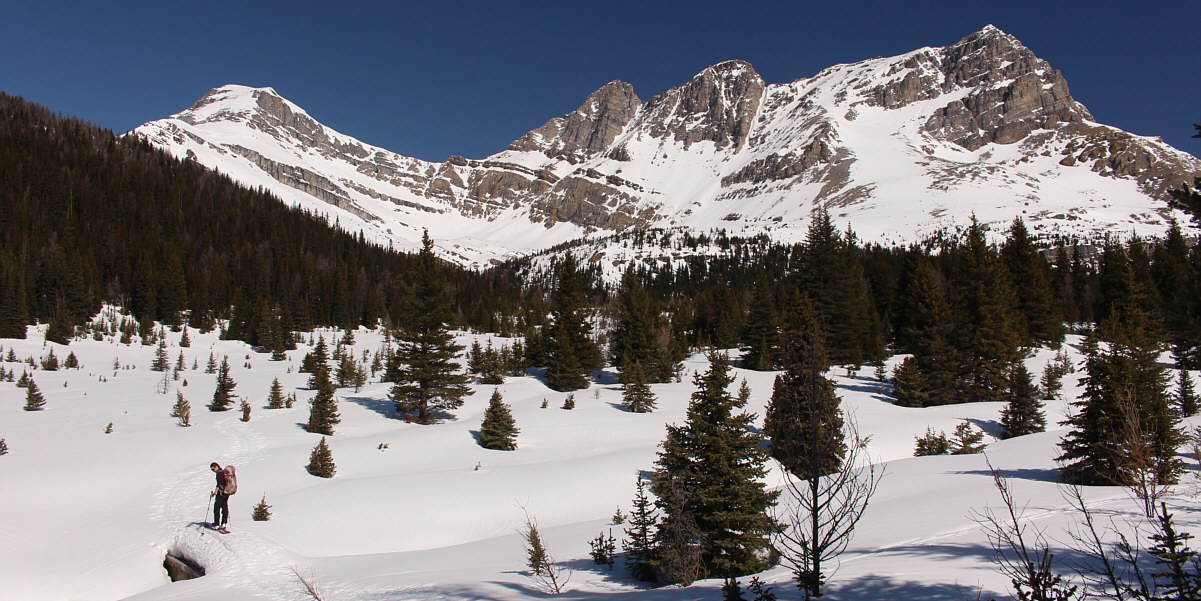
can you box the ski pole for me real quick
[205,495,212,527]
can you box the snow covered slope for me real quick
[133,26,1201,269]
[2,318,1199,601]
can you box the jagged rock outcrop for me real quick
[636,60,765,150]
[508,81,641,162]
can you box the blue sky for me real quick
[2,1,1196,162]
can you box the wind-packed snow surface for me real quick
[2,317,1198,600]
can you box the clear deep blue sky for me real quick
[2,1,1197,162]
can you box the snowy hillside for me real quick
[2,315,1198,600]
[132,26,1201,273]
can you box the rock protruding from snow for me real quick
[637,60,765,151]
[508,81,642,162]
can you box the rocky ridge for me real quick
[133,26,1201,270]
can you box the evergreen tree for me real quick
[765,292,846,478]
[24,378,45,411]
[267,377,286,409]
[209,356,236,411]
[950,420,986,454]
[612,263,661,378]
[251,495,272,521]
[740,276,782,371]
[306,364,340,435]
[892,254,956,406]
[1153,221,1199,368]
[620,360,657,413]
[478,389,519,451]
[1059,299,1185,486]
[1001,218,1064,347]
[1177,368,1198,418]
[171,391,192,426]
[1000,362,1045,439]
[390,231,470,423]
[951,217,1021,404]
[307,437,336,478]
[544,253,601,391]
[151,338,170,372]
[623,476,657,582]
[651,352,778,580]
[914,428,951,456]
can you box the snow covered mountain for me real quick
[133,26,1201,269]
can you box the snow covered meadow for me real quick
[2,315,1198,601]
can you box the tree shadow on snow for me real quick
[966,417,1002,440]
[825,573,1002,601]
[838,381,895,404]
[342,395,401,420]
[954,467,1061,482]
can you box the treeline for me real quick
[0,92,526,342]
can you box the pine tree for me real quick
[1000,362,1045,439]
[0,439,7,455]
[620,360,657,413]
[651,352,779,579]
[251,495,272,521]
[306,364,340,435]
[24,378,45,410]
[151,338,170,372]
[892,356,932,408]
[478,389,519,450]
[951,217,1021,404]
[208,356,236,411]
[1001,218,1064,347]
[623,476,657,582]
[390,231,470,423]
[307,437,336,478]
[171,391,192,426]
[544,253,601,391]
[267,377,286,409]
[950,420,986,454]
[612,263,661,378]
[741,276,782,371]
[766,290,846,478]
[240,400,251,422]
[179,327,190,348]
[1177,368,1198,418]
[1059,298,1185,486]
[914,428,951,456]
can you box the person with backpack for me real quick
[209,462,236,533]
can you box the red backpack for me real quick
[221,465,237,495]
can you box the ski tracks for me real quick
[152,413,297,599]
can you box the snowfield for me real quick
[1,319,1198,601]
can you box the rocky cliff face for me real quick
[134,26,1201,269]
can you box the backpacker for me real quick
[221,465,237,495]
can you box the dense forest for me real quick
[0,92,527,344]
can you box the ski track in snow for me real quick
[151,412,297,599]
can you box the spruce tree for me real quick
[612,263,662,379]
[151,338,170,372]
[267,377,286,409]
[623,476,657,582]
[208,356,236,411]
[478,388,519,451]
[1060,298,1185,486]
[950,217,1021,404]
[1001,218,1064,347]
[544,253,601,391]
[1177,368,1198,418]
[307,437,336,478]
[171,391,192,426]
[306,364,340,435]
[765,292,846,478]
[620,360,657,413]
[24,378,45,411]
[651,352,778,579]
[949,420,986,454]
[1000,362,1045,439]
[390,231,470,423]
[741,276,782,371]
[252,495,272,521]
[894,254,957,405]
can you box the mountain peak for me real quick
[507,80,642,161]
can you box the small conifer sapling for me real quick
[307,437,336,478]
[252,495,272,521]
